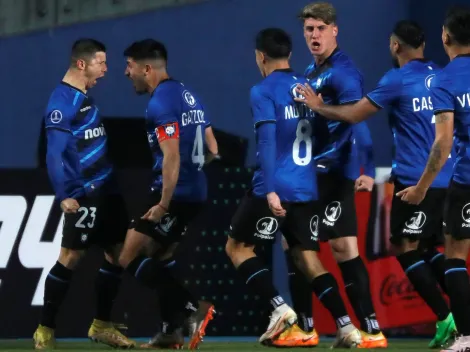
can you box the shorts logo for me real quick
[404,211,426,234]
[50,110,62,124]
[80,233,88,243]
[158,214,177,233]
[310,215,319,241]
[255,217,278,240]
[461,203,470,228]
[183,90,197,108]
[323,201,341,226]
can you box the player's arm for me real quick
[45,109,79,213]
[416,111,454,190]
[251,86,285,217]
[397,74,454,204]
[204,126,220,164]
[355,122,375,178]
[296,69,400,123]
[156,124,180,209]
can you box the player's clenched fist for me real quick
[60,198,80,213]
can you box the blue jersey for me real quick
[431,54,470,186]
[44,82,113,201]
[305,48,364,180]
[146,79,208,202]
[367,59,453,188]
[251,69,318,202]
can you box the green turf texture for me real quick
[0,339,442,351]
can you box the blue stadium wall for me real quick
[0,0,421,168]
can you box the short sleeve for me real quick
[431,72,455,114]
[330,68,364,104]
[147,96,180,143]
[44,106,74,133]
[250,85,276,128]
[366,69,402,109]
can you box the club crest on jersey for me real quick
[183,90,197,108]
[425,74,436,90]
[462,203,470,228]
[255,217,278,240]
[50,110,63,124]
[404,211,426,234]
[290,83,305,100]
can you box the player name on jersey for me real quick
[285,104,315,120]
[412,96,433,112]
[182,109,205,126]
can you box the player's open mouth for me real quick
[312,42,321,50]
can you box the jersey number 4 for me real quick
[192,125,205,170]
[293,119,313,166]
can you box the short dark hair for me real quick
[392,20,425,49]
[123,39,168,62]
[444,6,470,46]
[256,28,292,60]
[298,2,336,25]
[71,38,106,64]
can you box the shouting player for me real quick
[120,39,215,350]
[33,39,135,349]
[395,7,470,352]
[225,28,362,348]
[287,3,386,348]
[295,20,457,348]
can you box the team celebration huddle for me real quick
[34,1,470,351]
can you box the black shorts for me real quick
[444,181,470,240]
[62,194,128,250]
[317,172,357,241]
[229,192,321,251]
[390,181,446,246]
[129,192,205,245]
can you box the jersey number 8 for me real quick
[293,119,313,166]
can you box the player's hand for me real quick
[294,83,323,110]
[267,192,286,217]
[60,198,80,213]
[396,185,427,205]
[141,204,167,223]
[355,175,375,192]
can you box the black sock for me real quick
[41,262,74,328]
[158,258,198,332]
[338,256,380,334]
[237,257,284,310]
[312,273,351,328]
[127,255,198,324]
[95,260,123,322]
[422,248,447,294]
[397,250,449,321]
[285,252,314,331]
[445,258,470,335]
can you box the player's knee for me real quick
[118,250,136,269]
[329,236,359,262]
[392,238,419,255]
[225,237,252,261]
[291,247,327,280]
[445,236,470,260]
[58,248,84,269]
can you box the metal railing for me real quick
[0,0,208,37]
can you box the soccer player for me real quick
[225,27,362,348]
[33,39,135,349]
[288,3,386,348]
[120,39,215,350]
[295,19,458,348]
[394,7,470,352]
